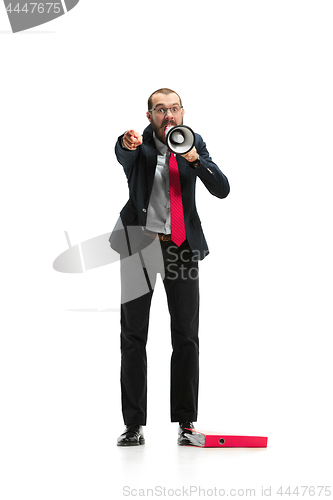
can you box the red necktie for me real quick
[169,151,186,246]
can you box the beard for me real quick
[151,116,184,144]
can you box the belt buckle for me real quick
[161,234,169,241]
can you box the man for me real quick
[110,88,230,446]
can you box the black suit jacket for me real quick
[109,124,230,260]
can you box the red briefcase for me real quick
[185,429,268,448]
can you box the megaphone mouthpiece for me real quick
[170,131,185,145]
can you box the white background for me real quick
[1,1,332,498]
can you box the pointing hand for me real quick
[123,130,143,150]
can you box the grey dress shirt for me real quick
[121,132,174,234]
[145,134,171,234]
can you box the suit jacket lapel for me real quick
[146,147,158,196]
[142,125,158,198]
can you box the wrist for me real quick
[191,155,200,167]
[121,133,130,150]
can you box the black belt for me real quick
[144,230,172,242]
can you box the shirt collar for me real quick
[153,132,168,155]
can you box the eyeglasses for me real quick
[149,106,183,116]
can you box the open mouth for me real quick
[164,124,175,135]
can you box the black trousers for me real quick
[120,236,199,425]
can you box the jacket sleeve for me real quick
[115,134,140,181]
[188,134,230,199]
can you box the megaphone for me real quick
[165,125,195,154]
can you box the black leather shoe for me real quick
[178,422,195,446]
[117,424,145,446]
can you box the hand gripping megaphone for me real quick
[165,125,195,154]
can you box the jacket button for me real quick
[142,208,147,212]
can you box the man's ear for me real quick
[146,111,152,123]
